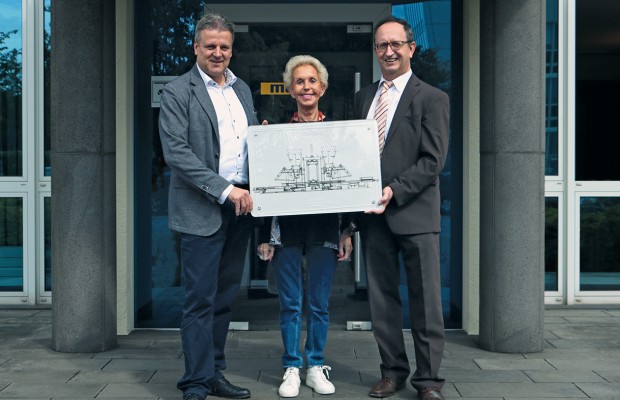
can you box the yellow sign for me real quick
[261,82,289,95]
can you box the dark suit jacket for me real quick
[354,73,449,235]
[159,65,259,236]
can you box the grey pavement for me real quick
[1,307,620,399]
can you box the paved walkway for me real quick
[1,307,620,399]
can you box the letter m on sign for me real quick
[260,82,289,95]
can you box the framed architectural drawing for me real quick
[248,119,383,217]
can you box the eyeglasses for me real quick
[374,40,412,52]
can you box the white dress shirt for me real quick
[197,66,249,203]
[366,69,412,142]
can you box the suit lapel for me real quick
[361,82,380,118]
[189,65,219,142]
[385,74,420,147]
[232,82,255,125]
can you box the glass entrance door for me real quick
[134,2,387,329]
[227,23,374,329]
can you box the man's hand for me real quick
[366,186,393,215]
[257,243,275,261]
[227,187,253,216]
[338,232,353,261]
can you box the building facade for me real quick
[1,0,619,351]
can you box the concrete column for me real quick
[51,0,117,352]
[479,0,545,352]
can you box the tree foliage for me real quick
[0,30,21,94]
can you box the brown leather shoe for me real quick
[419,386,444,400]
[368,377,405,398]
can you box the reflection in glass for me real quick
[393,1,461,329]
[0,197,23,291]
[44,0,51,176]
[580,197,620,291]
[0,0,23,177]
[44,197,51,291]
[545,197,558,291]
[575,0,620,180]
[135,1,461,329]
[545,0,558,176]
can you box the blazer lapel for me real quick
[385,74,420,147]
[189,65,219,142]
[361,81,380,119]
[232,82,255,125]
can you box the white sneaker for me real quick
[278,367,301,398]
[305,365,335,395]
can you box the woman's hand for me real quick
[338,232,353,261]
[257,243,275,261]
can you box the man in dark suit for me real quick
[158,13,259,400]
[349,16,449,400]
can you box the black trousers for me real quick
[176,205,252,398]
[360,214,445,391]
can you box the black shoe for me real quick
[211,377,251,399]
[183,393,205,400]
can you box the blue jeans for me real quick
[272,244,336,368]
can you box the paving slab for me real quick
[0,359,108,371]
[102,359,184,371]
[473,358,555,371]
[96,383,179,398]
[68,370,155,383]
[454,382,587,397]
[443,370,532,383]
[92,348,182,359]
[547,358,620,370]
[524,370,607,383]
[575,382,620,397]
[0,370,77,383]
[0,383,104,398]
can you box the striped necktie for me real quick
[374,80,393,156]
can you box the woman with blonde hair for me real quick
[257,55,352,398]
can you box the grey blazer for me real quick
[158,65,259,236]
[354,73,450,235]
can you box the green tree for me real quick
[0,30,21,94]
[412,47,450,92]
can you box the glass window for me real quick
[44,196,51,291]
[0,197,23,291]
[393,1,462,329]
[44,0,51,176]
[579,197,620,291]
[0,0,23,177]
[135,1,462,329]
[545,197,559,291]
[545,0,559,176]
[575,1,620,181]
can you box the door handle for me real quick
[354,232,362,283]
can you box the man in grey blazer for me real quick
[346,16,449,400]
[158,13,259,400]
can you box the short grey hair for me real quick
[194,13,235,43]
[282,55,329,91]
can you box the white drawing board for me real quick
[248,119,383,216]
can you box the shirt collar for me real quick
[380,69,412,93]
[196,64,238,88]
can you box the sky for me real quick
[0,0,22,52]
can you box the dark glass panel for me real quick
[545,0,559,176]
[575,1,620,181]
[545,197,559,291]
[0,0,23,177]
[0,197,23,291]
[580,197,620,291]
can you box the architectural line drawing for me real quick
[253,145,378,194]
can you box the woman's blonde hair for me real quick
[282,55,329,91]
